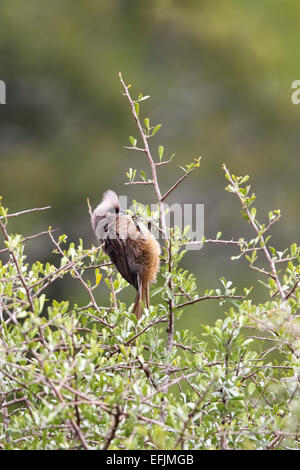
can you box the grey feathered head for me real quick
[91,190,120,240]
[95,190,119,213]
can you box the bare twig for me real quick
[285,278,300,300]
[176,294,244,309]
[161,166,197,202]
[125,180,154,186]
[0,206,51,220]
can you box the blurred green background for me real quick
[1,0,299,334]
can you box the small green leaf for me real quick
[240,175,249,184]
[247,382,256,396]
[291,243,298,257]
[140,170,146,181]
[158,145,164,161]
[251,250,257,264]
[152,124,161,136]
[60,257,68,268]
[179,165,187,174]
[231,253,243,260]
[134,102,139,117]
[129,136,137,146]
[139,95,150,102]
[39,294,46,313]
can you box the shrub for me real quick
[0,75,299,450]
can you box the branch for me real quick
[0,205,51,220]
[0,228,58,255]
[125,180,153,186]
[250,265,274,278]
[161,166,197,202]
[124,145,146,152]
[102,406,122,450]
[174,379,214,449]
[155,158,174,167]
[119,72,167,239]
[176,294,244,309]
[48,231,113,329]
[0,219,35,313]
[285,278,300,300]
[223,164,285,300]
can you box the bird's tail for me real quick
[133,281,149,320]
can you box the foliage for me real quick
[0,77,299,450]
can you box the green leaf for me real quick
[39,294,46,313]
[138,95,150,102]
[144,118,150,130]
[129,136,137,146]
[240,175,250,184]
[231,253,243,260]
[291,243,298,257]
[134,102,139,117]
[152,124,161,136]
[158,145,164,161]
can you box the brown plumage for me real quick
[91,190,160,319]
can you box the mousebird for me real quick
[91,190,160,319]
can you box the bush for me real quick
[0,75,299,450]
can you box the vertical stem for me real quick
[166,236,174,354]
[119,73,175,403]
[118,72,168,240]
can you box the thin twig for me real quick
[161,166,197,202]
[0,228,58,254]
[285,278,300,300]
[176,294,244,309]
[125,180,154,186]
[0,206,51,220]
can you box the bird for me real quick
[91,190,161,319]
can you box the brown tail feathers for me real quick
[133,281,149,320]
